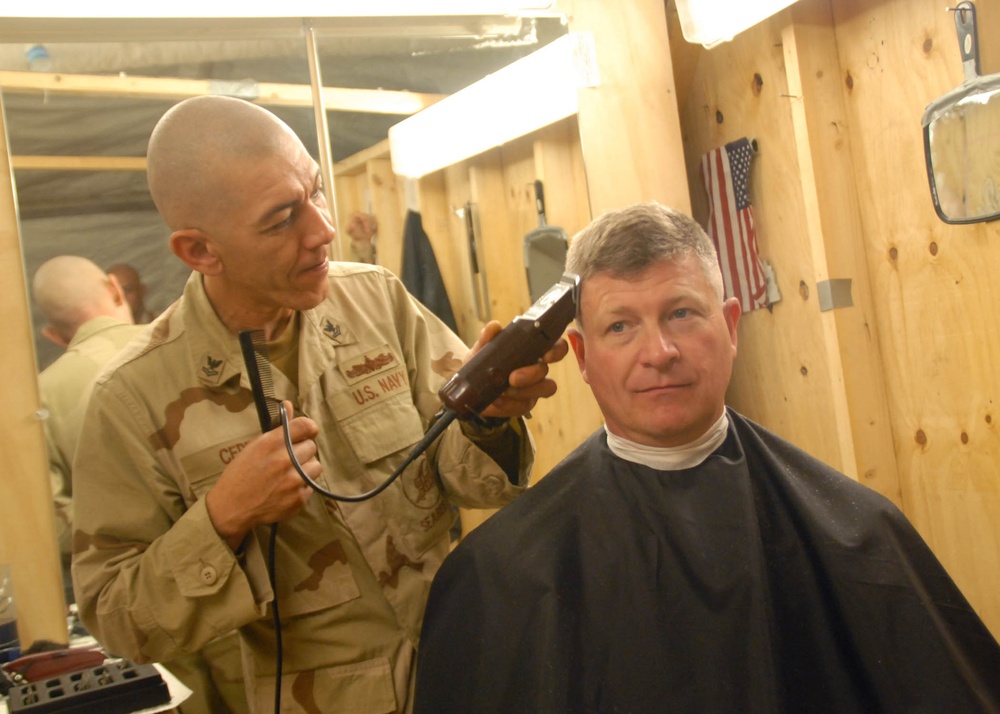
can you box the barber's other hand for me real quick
[205,402,321,550]
[470,320,570,420]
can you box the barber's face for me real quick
[568,255,740,448]
[208,136,335,314]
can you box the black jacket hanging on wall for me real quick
[401,210,458,334]
[414,409,1000,714]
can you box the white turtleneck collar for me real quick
[605,411,729,471]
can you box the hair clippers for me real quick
[439,271,579,420]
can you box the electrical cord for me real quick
[277,404,457,502]
[265,405,456,714]
[268,524,282,714]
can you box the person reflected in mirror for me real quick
[33,255,140,603]
[71,95,567,714]
[33,255,248,714]
[346,211,378,264]
[106,262,157,323]
[413,202,1000,714]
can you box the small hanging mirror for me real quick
[921,1,1000,224]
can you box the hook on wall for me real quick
[947,1,980,81]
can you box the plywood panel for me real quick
[674,0,1000,638]
[410,172,476,343]
[365,158,403,277]
[831,0,1000,635]
[332,169,372,265]
[441,164,480,347]
[529,119,604,479]
[676,10,853,471]
[783,0,900,499]
[469,150,525,323]
[557,0,690,214]
[532,117,591,240]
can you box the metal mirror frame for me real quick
[922,72,1000,225]
[921,0,1000,224]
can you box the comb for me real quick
[238,330,282,433]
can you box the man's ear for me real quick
[170,228,222,275]
[106,272,127,306]
[105,273,137,323]
[566,327,590,385]
[41,325,70,349]
[722,297,741,351]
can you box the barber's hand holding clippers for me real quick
[468,320,569,420]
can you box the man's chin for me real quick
[291,281,329,312]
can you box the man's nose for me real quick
[640,328,680,366]
[302,199,336,247]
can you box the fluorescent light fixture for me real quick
[389,32,598,179]
[675,0,799,49]
[0,0,555,18]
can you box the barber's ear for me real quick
[566,328,590,385]
[170,229,222,275]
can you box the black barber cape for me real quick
[414,409,1000,713]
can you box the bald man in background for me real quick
[33,255,141,589]
[33,256,248,714]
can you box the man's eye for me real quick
[609,322,626,334]
[267,213,294,232]
[673,308,690,319]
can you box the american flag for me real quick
[701,137,768,312]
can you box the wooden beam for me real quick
[0,70,444,116]
[12,155,147,172]
[0,91,68,651]
[556,0,690,215]
[333,138,392,176]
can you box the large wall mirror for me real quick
[0,12,568,370]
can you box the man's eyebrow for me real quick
[254,170,320,229]
[256,199,297,229]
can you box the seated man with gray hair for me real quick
[414,202,1000,713]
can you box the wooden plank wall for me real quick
[671,0,1000,636]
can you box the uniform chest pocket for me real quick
[338,393,426,465]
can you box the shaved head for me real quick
[147,96,303,231]
[33,256,133,344]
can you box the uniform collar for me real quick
[67,315,133,349]
[183,270,357,391]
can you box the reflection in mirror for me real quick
[0,14,568,370]
[923,75,1000,224]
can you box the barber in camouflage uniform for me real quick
[71,95,567,714]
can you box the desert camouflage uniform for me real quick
[39,315,246,713]
[72,263,531,713]
[38,316,144,563]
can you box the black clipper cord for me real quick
[278,405,457,502]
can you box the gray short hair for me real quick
[565,202,724,301]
